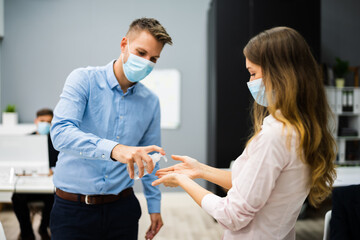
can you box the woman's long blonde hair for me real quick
[243,27,336,207]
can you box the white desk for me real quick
[0,175,54,203]
[0,124,36,135]
[333,166,360,187]
[0,183,14,203]
[15,175,54,193]
[0,132,53,203]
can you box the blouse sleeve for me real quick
[201,127,289,231]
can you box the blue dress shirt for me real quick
[51,60,161,213]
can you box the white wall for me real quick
[1,0,211,190]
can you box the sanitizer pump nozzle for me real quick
[133,153,168,180]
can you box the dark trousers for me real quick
[330,184,360,240]
[11,193,54,238]
[50,191,142,240]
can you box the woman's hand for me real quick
[152,173,188,187]
[152,172,211,207]
[155,155,203,180]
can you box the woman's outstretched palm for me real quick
[155,155,202,179]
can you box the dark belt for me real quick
[55,187,133,205]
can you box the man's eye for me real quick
[138,52,145,56]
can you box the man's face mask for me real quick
[122,40,155,83]
[247,78,268,107]
[37,122,51,135]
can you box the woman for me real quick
[152,27,336,239]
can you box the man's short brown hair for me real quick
[127,18,172,46]
[36,108,53,117]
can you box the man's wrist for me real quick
[110,144,121,161]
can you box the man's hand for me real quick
[145,213,163,240]
[110,144,165,179]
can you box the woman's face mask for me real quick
[247,78,268,107]
[122,40,155,83]
[37,122,51,135]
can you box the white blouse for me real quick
[202,114,310,240]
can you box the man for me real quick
[12,108,59,240]
[50,18,172,240]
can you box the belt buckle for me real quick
[85,195,93,205]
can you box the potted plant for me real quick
[2,104,18,125]
[333,57,349,88]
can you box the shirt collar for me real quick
[127,83,138,94]
[106,60,120,89]
[106,60,138,95]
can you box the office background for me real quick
[0,0,359,192]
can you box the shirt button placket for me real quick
[118,94,125,140]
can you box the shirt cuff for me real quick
[201,193,222,216]
[147,198,161,214]
[96,139,119,160]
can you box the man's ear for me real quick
[120,37,128,53]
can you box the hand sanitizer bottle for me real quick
[134,153,168,180]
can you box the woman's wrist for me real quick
[177,173,212,206]
[197,162,207,179]
[178,174,192,187]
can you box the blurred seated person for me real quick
[11,108,59,240]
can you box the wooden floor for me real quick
[0,192,329,240]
